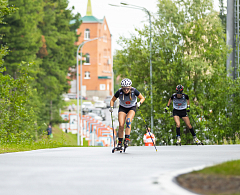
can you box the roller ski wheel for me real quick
[194,137,203,146]
[123,138,130,153]
[176,136,181,146]
[112,143,123,153]
[176,142,181,146]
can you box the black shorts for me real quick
[173,109,188,118]
[118,105,136,114]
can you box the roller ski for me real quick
[112,142,123,153]
[176,136,181,146]
[123,138,130,152]
[194,136,203,145]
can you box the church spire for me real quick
[86,0,92,16]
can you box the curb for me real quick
[157,165,213,195]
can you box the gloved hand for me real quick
[165,106,169,113]
[186,105,190,112]
[109,106,114,113]
[137,102,141,108]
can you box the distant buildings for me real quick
[70,0,113,99]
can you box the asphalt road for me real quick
[0,145,240,195]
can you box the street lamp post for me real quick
[76,37,103,146]
[109,3,153,133]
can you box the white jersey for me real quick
[114,87,140,108]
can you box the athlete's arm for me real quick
[167,98,172,106]
[137,93,145,104]
[110,90,119,107]
[110,96,117,107]
[187,99,190,106]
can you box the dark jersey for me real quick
[171,93,189,110]
[114,88,140,108]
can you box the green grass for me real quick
[51,125,88,146]
[194,160,240,176]
[0,125,89,154]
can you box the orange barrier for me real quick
[60,112,115,147]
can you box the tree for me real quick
[36,0,81,129]
[0,0,43,78]
[0,1,37,143]
[114,0,231,145]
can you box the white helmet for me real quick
[121,78,132,87]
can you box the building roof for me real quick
[81,15,103,23]
[86,0,92,16]
[80,0,103,23]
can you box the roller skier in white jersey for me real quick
[109,78,145,152]
[165,85,202,145]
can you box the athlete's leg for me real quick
[118,111,127,140]
[182,116,196,136]
[125,110,135,135]
[124,110,135,147]
[173,116,181,136]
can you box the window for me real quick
[100,84,105,90]
[84,71,90,79]
[85,53,90,64]
[104,25,106,31]
[84,29,90,40]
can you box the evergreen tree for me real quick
[0,1,37,143]
[0,0,43,78]
[36,0,81,127]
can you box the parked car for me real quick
[67,93,77,99]
[82,102,94,112]
[94,101,107,109]
[67,93,87,100]
[104,97,119,108]
[90,108,106,121]
[86,113,103,121]
[104,98,111,108]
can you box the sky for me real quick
[68,0,222,53]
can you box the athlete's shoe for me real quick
[116,142,123,150]
[176,136,181,144]
[124,138,130,148]
[193,136,201,144]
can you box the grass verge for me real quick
[195,159,240,176]
[0,125,89,154]
[177,160,240,195]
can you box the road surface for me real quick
[0,145,240,195]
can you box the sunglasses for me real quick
[122,87,130,91]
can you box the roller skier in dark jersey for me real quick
[165,85,202,145]
[109,78,145,152]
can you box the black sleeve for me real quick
[114,90,119,98]
[185,94,189,100]
[134,89,140,96]
[170,94,174,100]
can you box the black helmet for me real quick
[176,85,184,94]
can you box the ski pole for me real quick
[138,108,157,152]
[189,114,203,139]
[190,114,197,126]
[111,112,115,148]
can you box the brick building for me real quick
[70,0,113,100]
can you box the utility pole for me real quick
[226,0,235,78]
